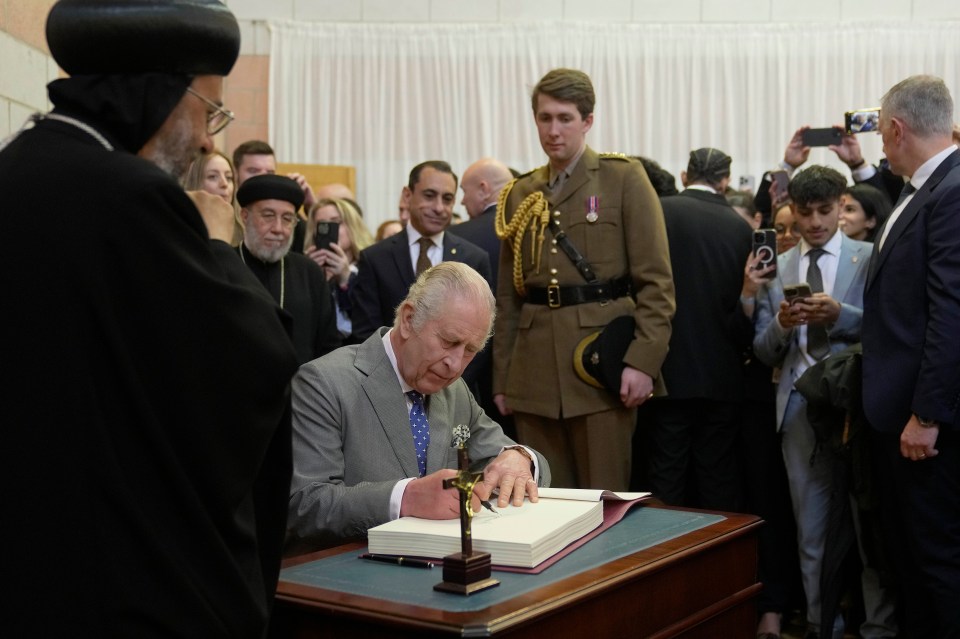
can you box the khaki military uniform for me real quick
[493,146,675,488]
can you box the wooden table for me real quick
[271,506,761,638]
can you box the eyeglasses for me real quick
[256,210,299,229]
[186,87,235,135]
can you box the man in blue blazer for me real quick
[350,160,492,343]
[862,75,960,638]
[754,166,895,639]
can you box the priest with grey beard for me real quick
[237,174,341,363]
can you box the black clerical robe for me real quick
[1,115,299,638]
[238,244,341,364]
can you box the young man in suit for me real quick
[350,160,492,343]
[754,166,895,639]
[287,262,549,552]
[862,75,960,638]
[493,68,675,490]
[646,147,753,512]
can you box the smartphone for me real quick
[314,221,339,251]
[783,283,813,305]
[738,175,756,193]
[769,169,789,206]
[751,229,777,280]
[801,127,843,147]
[845,107,881,134]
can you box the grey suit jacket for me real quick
[753,233,872,427]
[286,329,551,550]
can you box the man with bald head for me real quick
[450,157,513,284]
[0,1,299,635]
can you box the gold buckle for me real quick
[547,285,561,308]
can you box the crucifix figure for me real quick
[443,424,484,556]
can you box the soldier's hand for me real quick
[621,366,654,408]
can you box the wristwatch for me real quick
[917,415,940,429]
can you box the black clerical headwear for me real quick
[46,0,241,76]
[237,175,306,210]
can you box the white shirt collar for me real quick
[406,224,442,248]
[799,227,843,258]
[908,144,958,190]
[685,184,717,194]
[381,328,414,394]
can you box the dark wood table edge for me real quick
[276,507,763,636]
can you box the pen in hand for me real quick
[359,553,435,569]
[480,500,498,514]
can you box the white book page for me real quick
[536,487,652,502]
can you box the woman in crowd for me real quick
[840,184,891,243]
[773,200,799,255]
[304,197,373,343]
[182,150,242,246]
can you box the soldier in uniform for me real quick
[492,68,675,490]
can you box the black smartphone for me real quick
[845,107,881,134]
[783,283,813,305]
[752,229,777,280]
[314,221,339,250]
[801,127,843,147]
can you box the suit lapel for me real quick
[868,149,960,290]
[442,233,460,262]
[389,229,416,286]
[833,235,865,302]
[355,331,420,477]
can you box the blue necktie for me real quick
[406,391,430,477]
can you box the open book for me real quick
[366,488,651,570]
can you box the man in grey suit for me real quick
[287,262,550,553]
[754,166,895,639]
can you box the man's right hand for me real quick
[187,190,235,243]
[399,469,475,519]
[493,393,512,416]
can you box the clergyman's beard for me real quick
[142,115,195,180]
[244,222,294,263]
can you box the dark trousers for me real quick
[646,398,741,511]
[738,398,801,616]
[872,427,960,638]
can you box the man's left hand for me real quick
[794,292,841,326]
[901,415,940,461]
[476,449,538,508]
[621,366,654,408]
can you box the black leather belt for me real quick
[527,276,632,308]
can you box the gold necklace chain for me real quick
[239,244,285,309]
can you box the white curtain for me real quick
[269,20,960,230]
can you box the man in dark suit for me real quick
[646,148,752,512]
[350,160,492,343]
[862,75,960,638]
[449,157,513,285]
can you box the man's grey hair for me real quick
[881,75,955,138]
[393,262,496,343]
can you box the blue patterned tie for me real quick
[406,391,430,477]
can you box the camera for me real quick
[752,229,777,280]
[314,221,339,251]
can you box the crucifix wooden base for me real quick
[433,552,500,595]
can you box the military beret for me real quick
[46,0,240,76]
[237,174,305,209]
[572,315,636,394]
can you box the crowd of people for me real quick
[4,2,958,639]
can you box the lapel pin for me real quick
[451,248,457,255]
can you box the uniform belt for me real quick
[527,276,632,309]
